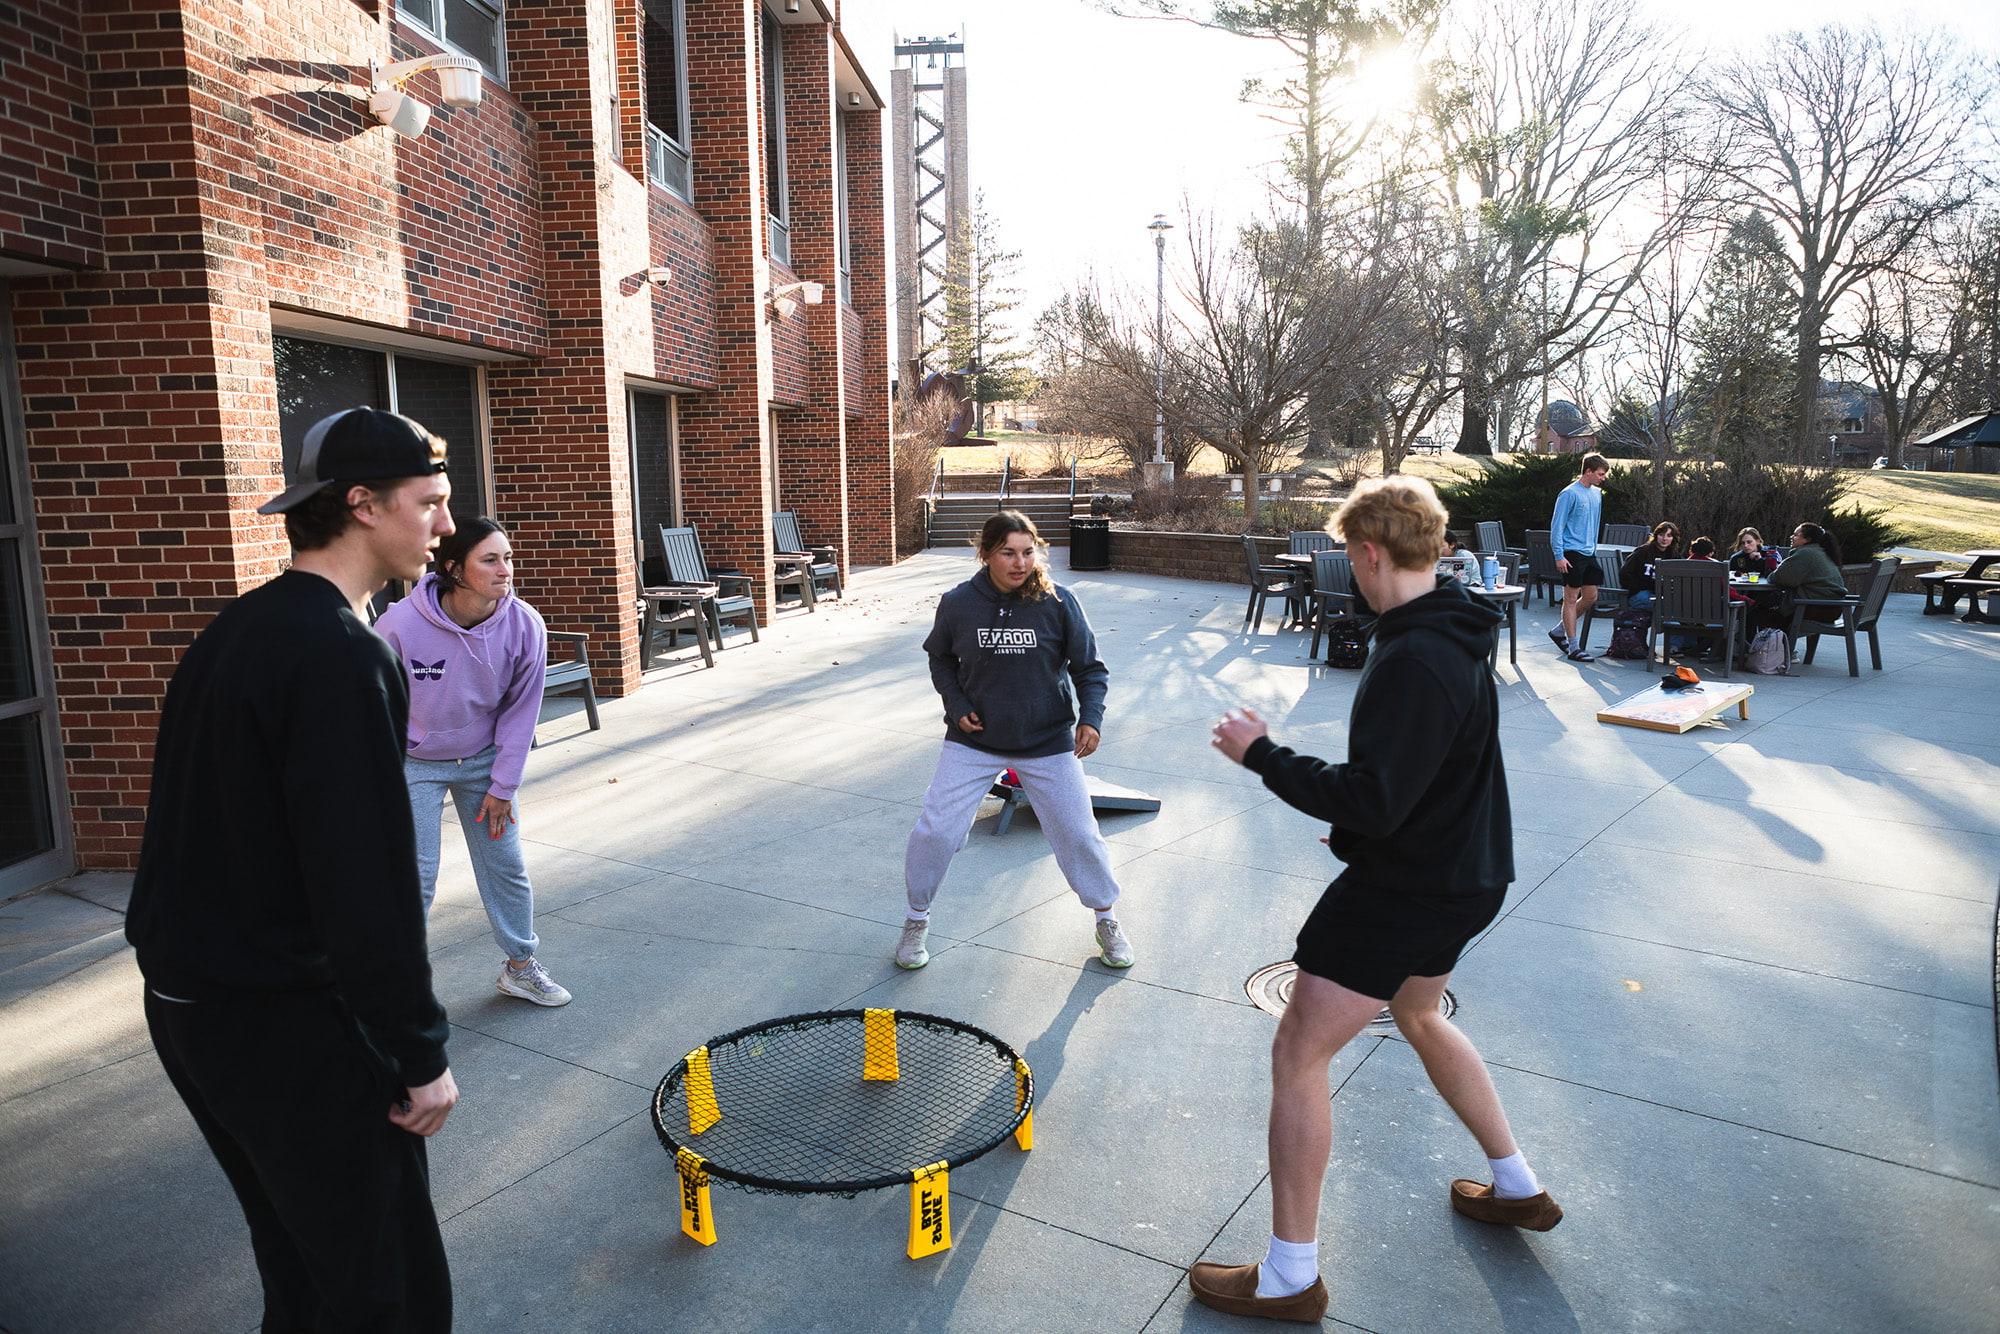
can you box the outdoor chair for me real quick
[1525,530,1561,604]
[638,585,715,670]
[1307,549,1360,661]
[1577,570,1629,652]
[659,524,760,648]
[539,631,602,737]
[1242,535,1303,633]
[1495,552,1523,587]
[773,508,842,607]
[1786,556,1899,677]
[1649,560,1739,679]
[1288,530,1337,557]
[1602,523,1651,547]
[1473,520,1522,558]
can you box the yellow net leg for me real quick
[863,1008,900,1082]
[1013,1058,1034,1151]
[675,1149,717,1246]
[907,1161,952,1259]
[685,1046,721,1135]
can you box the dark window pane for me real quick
[273,337,389,485]
[393,356,485,529]
[763,11,785,221]
[0,712,54,872]
[0,395,13,524]
[401,0,439,28]
[444,0,502,74]
[644,0,683,146]
[0,541,33,705]
[630,391,675,581]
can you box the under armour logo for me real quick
[411,659,445,681]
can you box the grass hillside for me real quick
[1839,471,2000,556]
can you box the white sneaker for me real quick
[895,918,930,970]
[1094,917,1135,969]
[496,956,572,1007]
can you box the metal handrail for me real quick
[1067,459,1078,508]
[929,456,944,503]
[998,454,1010,511]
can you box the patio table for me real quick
[1474,583,1525,666]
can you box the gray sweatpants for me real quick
[905,740,1122,915]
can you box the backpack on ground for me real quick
[1323,618,1369,669]
[1745,628,1789,675]
[1606,608,1652,660]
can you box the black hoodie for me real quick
[924,569,1109,757]
[1242,582,1514,897]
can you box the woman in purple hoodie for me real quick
[376,518,571,1007]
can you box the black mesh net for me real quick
[652,1010,1032,1198]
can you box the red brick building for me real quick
[0,0,891,893]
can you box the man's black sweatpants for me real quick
[145,988,451,1333]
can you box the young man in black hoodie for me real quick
[1192,477,1559,1324]
[128,408,460,1330]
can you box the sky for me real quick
[840,0,2000,349]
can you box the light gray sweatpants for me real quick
[905,740,1122,916]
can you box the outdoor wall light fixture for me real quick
[784,0,801,12]
[848,92,862,107]
[769,280,825,320]
[646,266,675,287]
[367,53,484,139]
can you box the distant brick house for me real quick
[0,0,890,889]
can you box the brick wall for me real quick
[1108,529,1281,584]
[13,0,287,866]
[0,0,99,269]
[841,104,892,565]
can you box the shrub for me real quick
[1434,454,1586,545]
[1118,475,1338,536]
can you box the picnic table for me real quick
[1919,549,2000,616]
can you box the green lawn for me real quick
[1839,471,2000,556]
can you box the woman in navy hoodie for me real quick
[896,510,1133,972]
[376,518,571,1007]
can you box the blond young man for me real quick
[1198,477,1559,1323]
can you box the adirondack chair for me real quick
[773,508,841,607]
[1650,560,1739,678]
[1473,520,1521,557]
[659,524,760,648]
[1307,549,1361,661]
[1241,536,1302,633]
[1787,556,1899,676]
[1602,523,1652,547]
[1288,530,1337,556]
[1525,530,1561,604]
[539,631,602,736]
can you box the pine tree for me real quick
[1685,212,1796,466]
[932,193,1036,436]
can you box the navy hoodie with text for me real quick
[924,569,1109,758]
[1242,582,1514,898]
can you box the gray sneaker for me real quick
[496,956,572,1007]
[895,918,930,970]
[1094,917,1135,969]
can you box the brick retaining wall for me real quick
[1107,529,1284,583]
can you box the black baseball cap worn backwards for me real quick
[258,407,449,515]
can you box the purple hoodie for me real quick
[375,573,548,801]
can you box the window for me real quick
[628,389,678,582]
[400,0,505,82]
[762,9,790,265]
[1842,417,1863,433]
[643,0,692,200]
[273,335,489,532]
[835,112,852,304]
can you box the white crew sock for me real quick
[1488,1151,1541,1199]
[905,908,929,922]
[1256,1235,1319,1298]
[1093,907,1118,923]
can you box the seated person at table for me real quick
[1618,521,1679,608]
[1728,527,1779,577]
[1756,522,1848,631]
[1669,537,1731,660]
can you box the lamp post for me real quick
[1146,213,1174,484]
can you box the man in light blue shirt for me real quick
[1548,452,1609,661]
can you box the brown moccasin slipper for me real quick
[1449,1179,1563,1231]
[1188,1261,1328,1323]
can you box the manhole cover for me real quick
[1245,962,1456,1029]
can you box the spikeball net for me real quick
[651,1009,1034,1258]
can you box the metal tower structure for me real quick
[891,32,968,388]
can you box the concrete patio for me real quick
[4,551,1997,1332]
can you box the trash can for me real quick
[1068,517,1111,571]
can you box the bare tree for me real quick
[1169,210,1401,523]
[1700,24,1990,460]
[1423,0,1696,455]
[1033,289,1205,472]
[1347,179,1461,475]
[1841,239,1969,467]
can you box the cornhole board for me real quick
[987,773,1162,835]
[1597,681,1753,734]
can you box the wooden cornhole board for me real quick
[1597,681,1753,734]
[987,773,1162,835]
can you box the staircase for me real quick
[924,462,1086,549]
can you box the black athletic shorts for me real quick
[1561,550,1604,589]
[1293,879,1507,1001]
